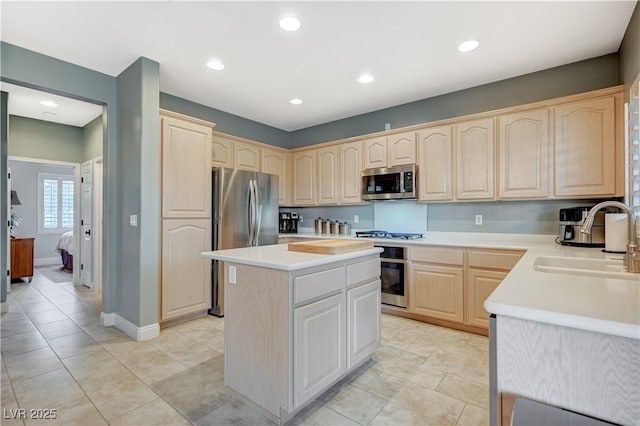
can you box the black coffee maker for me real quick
[279,211,299,234]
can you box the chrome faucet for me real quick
[580,201,639,273]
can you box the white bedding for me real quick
[55,231,74,256]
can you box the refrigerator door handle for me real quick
[253,179,260,246]
[248,180,256,246]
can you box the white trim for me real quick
[1,301,8,314]
[34,256,61,266]
[100,312,160,341]
[8,156,79,168]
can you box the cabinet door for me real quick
[10,238,34,280]
[466,268,506,329]
[211,135,233,168]
[409,263,464,323]
[234,141,261,171]
[456,118,495,200]
[317,146,340,205]
[294,293,346,408]
[347,280,381,369]
[363,137,387,169]
[161,219,212,321]
[388,131,416,166]
[498,109,549,199]
[292,150,317,205]
[161,116,212,218]
[261,148,290,205]
[554,96,616,197]
[339,141,363,204]
[417,126,453,201]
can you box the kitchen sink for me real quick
[533,256,640,281]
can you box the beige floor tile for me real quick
[81,370,158,420]
[456,404,489,426]
[422,348,489,385]
[465,334,489,351]
[25,309,68,325]
[151,330,221,366]
[194,395,275,425]
[24,395,107,426]
[116,344,189,385]
[288,401,359,426]
[361,371,406,400]
[343,361,380,388]
[66,310,99,326]
[407,363,446,390]
[34,318,84,340]
[12,369,85,410]
[108,397,190,425]
[15,301,57,314]
[81,323,130,344]
[48,331,101,359]
[62,348,128,383]
[324,383,387,424]
[372,353,427,381]
[0,310,29,324]
[56,302,96,315]
[101,338,150,356]
[4,347,64,383]
[391,380,465,425]
[178,327,224,348]
[436,374,489,410]
[369,401,437,426]
[0,318,39,337]
[1,332,49,358]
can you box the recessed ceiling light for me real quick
[458,40,479,52]
[358,73,374,84]
[40,100,58,108]
[206,59,225,71]
[280,16,301,32]
[290,98,303,105]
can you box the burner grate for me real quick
[356,230,423,240]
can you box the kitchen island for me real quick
[201,243,382,425]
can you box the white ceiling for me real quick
[1,1,636,131]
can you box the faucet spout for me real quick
[580,201,638,273]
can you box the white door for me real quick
[80,161,93,288]
[93,158,103,291]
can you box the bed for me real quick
[55,231,74,271]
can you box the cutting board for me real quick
[288,239,374,255]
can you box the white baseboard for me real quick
[100,311,159,342]
[1,301,8,314]
[35,257,62,266]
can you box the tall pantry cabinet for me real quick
[160,111,213,321]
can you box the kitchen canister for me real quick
[321,220,330,234]
[339,222,351,235]
[329,221,339,234]
[314,218,324,234]
[605,213,628,253]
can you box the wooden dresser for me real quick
[11,237,35,281]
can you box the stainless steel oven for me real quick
[378,245,407,308]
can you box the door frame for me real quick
[8,156,81,285]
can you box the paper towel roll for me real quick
[605,213,628,253]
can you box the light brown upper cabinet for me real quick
[339,141,363,204]
[161,114,212,218]
[498,108,549,199]
[234,141,261,171]
[554,96,618,197]
[363,132,416,169]
[293,150,317,205]
[211,135,233,168]
[455,118,495,200]
[261,148,290,205]
[417,125,453,201]
[317,146,340,204]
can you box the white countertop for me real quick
[201,244,383,272]
[279,231,640,339]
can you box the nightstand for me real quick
[11,237,35,282]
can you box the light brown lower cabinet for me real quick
[466,268,507,328]
[409,263,464,323]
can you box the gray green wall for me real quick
[116,57,160,327]
[621,2,640,100]
[82,115,103,162]
[1,42,118,315]
[8,116,83,163]
[1,91,8,307]
[160,93,289,148]
[289,54,620,147]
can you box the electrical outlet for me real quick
[299,215,303,223]
[354,215,359,224]
[475,214,483,225]
[229,266,237,284]
[130,214,138,227]
[384,123,391,131]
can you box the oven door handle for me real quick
[381,258,407,264]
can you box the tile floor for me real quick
[1,266,489,425]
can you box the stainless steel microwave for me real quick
[361,164,417,200]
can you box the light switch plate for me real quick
[130,214,138,227]
[229,266,237,284]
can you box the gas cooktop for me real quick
[355,230,424,240]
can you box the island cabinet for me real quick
[222,253,381,424]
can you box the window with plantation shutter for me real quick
[38,173,74,234]
[627,76,640,218]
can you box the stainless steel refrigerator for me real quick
[210,167,279,316]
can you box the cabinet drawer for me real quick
[347,258,380,287]
[294,267,345,304]
[467,249,524,271]
[409,246,464,265]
